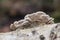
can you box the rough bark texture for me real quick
[0,11,60,40]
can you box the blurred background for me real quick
[0,0,60,32]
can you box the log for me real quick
[0,11,60,40]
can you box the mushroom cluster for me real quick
[10,11,54,30]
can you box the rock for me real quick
[0,11,60,40]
